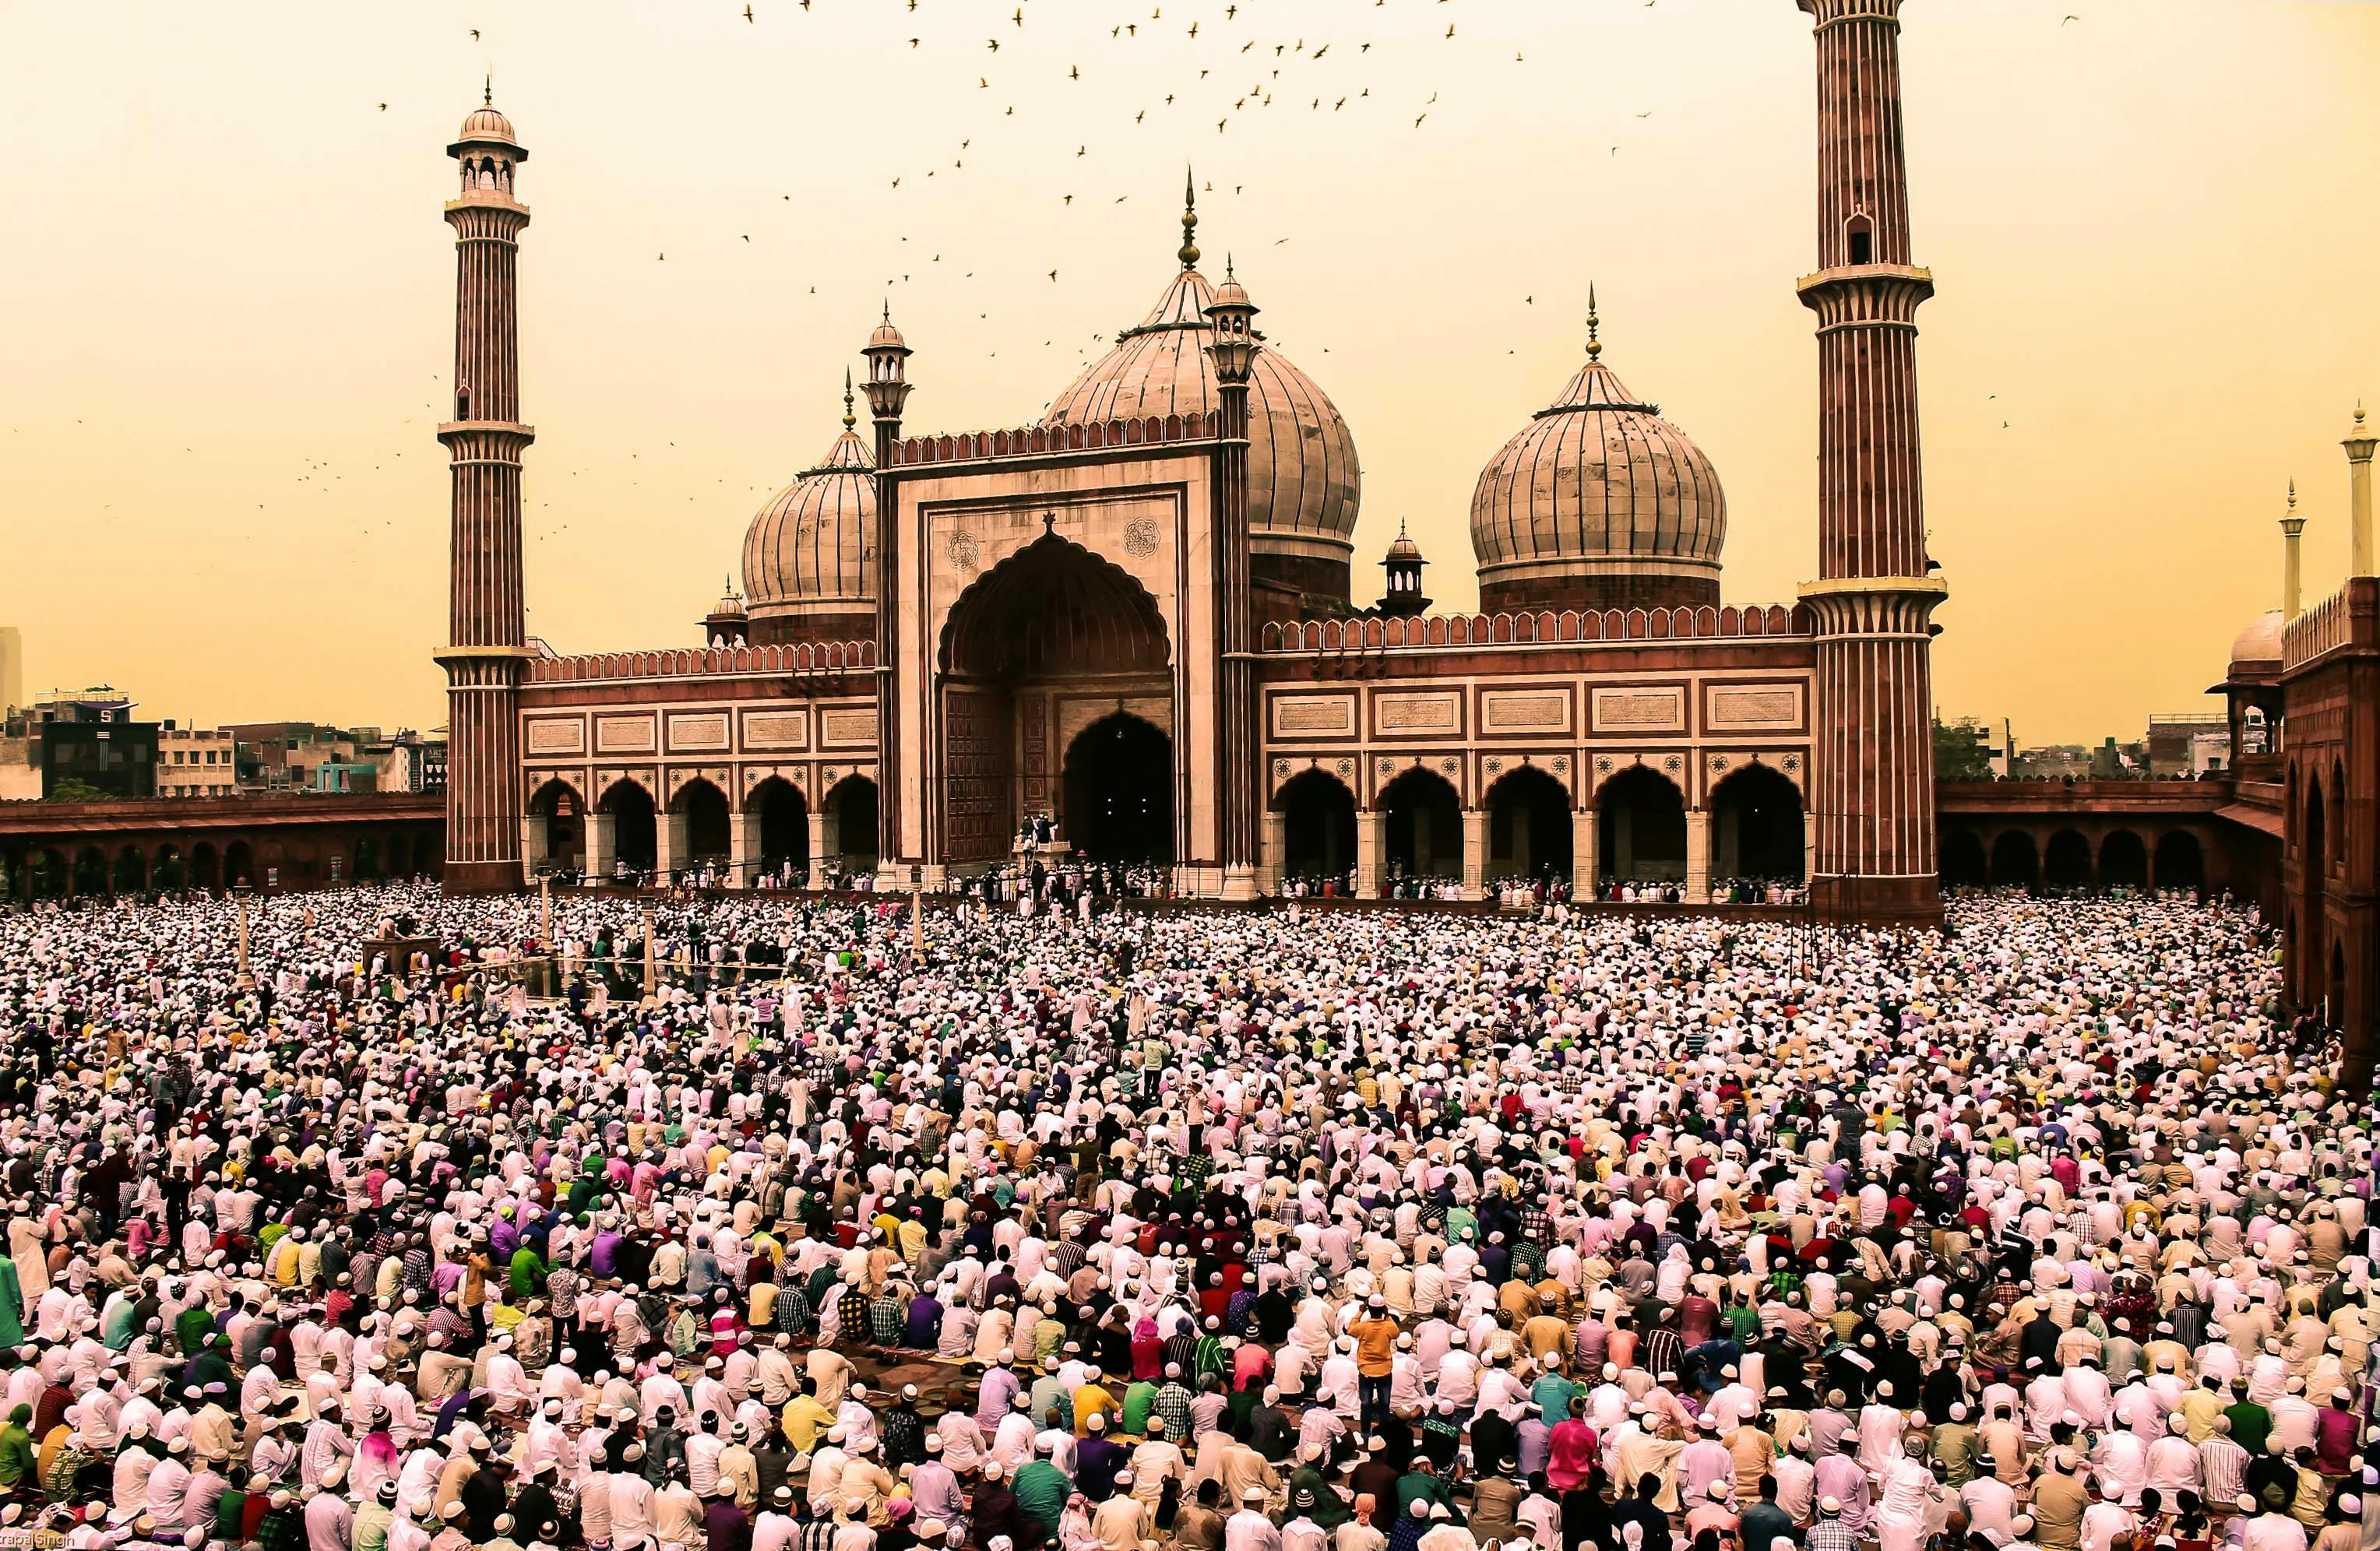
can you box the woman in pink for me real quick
[1131,1315,1163,1382]
[1547,1406,1600,1492]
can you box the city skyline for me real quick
[5,0,2377,742]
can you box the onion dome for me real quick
[1041,183,1359,565]
[868,304,908,353]
[451,83,525,156]
[742,373,877,624]
[2230,609,2285,670]
[1469,290,1724,613]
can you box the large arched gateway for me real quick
[936,532,1174,867]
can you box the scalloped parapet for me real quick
[524,639,876,683]
[2282,579,2378,671]
[1257,603,1811,653]
[882,413,1212,468]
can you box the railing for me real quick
[526,640,875,683]
[1259,603,1810,653]
[882,413,1212,467]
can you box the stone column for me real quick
[1686,810,1711,902]
[584,811,615,881]
[727,809,757,888]
[1574,808,1597,899]
[1262,812,1287,895]
[1804,811,1818,890]
[657,811,686,883]
[1356,810,1384,898]
[808,808,829,887]
[1462,809,1488,901]
[521,811,549,885]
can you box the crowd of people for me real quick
[0,881,2370,1551]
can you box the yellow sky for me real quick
[4,0,2376,746]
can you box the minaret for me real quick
[437,86,534,891]
[2282,480,2306,622]
[861,307,913,886]
[2347,402,2375,578]
[1206,247,1260,899]
[1794,0,1947,925]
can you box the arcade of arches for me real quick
[0,803,442,902]
[1263,758,1806,899]
[1940,824,2209,896]
[937,533,1176,867]
[546,772,877,885]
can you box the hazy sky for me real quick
[5,0,2376,745]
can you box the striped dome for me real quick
[742,420,876,618]
[1470,340,1725,599]
[1042,267,1361,560]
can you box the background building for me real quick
[156,722,238,797]
[0,628,21,716]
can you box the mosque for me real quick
[435,1,1980,928]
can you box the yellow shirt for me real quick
[783,1394,834,1452]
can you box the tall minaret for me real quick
[437,87,534,890]
[861,307,913,887]
[1794,0,1947,925]
[1206,246,1261,900]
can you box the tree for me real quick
[1934,716,1994,782]
[45,777,113,803]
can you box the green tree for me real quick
[1934,716,1994,782]
[45,777,114,803]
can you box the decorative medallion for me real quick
[1594,756,1615,776]
[1663,755,1683,774]
[1485,757,1504,775]
[1710,753,1730,771]
[1781,753,1803,773]
[1273,759,1290,778]
[1438,758,1459,776]
[947,531,981,572]
[1122,519,1160,558]
[1551,757,1569,775]
[1335,758,1354,776]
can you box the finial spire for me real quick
[1586,283,1602,362]
[484,73,493,107]
[843,368,856,429]
[1179,165,1200,271]
[882,299,892,323]
[2288,477,2298,512]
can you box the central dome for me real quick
[1470,299,1725,615]
[1042,238,1361,607]
[741,378,877,646]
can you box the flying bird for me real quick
[987,37,999,50]
[1635,110,1653,118]
[1445,23,1455,37]
[1414,113,1426,126]
[1069,64,1079,78]
[469,28,481,40]
[1188,20,1198,36]
[2062,12,2081,22]
[378,102,388,111]
[743,5,753,20]
[1049,269,1059,280]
